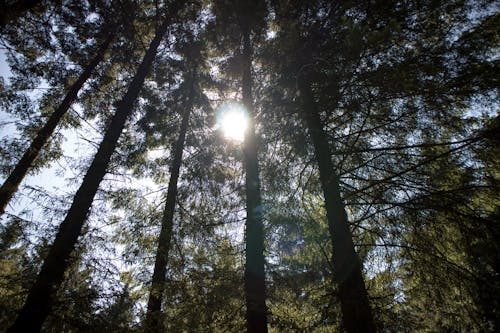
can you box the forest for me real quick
[0,0,499,332]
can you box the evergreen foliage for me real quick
[0,0,498,332]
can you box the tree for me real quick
[263,1,498,331]
[0,1,498,332]
[6,2,181,331]
[394,122,500,332]
[298,75,376,332]
[0,26,115,217]
[240,15,269,333]
[144,37,203,332]
[210,0,269,331]
[267,1,377,330]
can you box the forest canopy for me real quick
[0,0,499,332]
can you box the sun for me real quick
[218,103,248,142]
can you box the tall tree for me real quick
[210,0,269,331]
[144,54,200,333]
[298,76,376,332]
[0,26,115,217]
[6,3,181,331]
[265,1,498,331]
[241,26,268,333]
[238,1,269,331]
[265,1,376,330]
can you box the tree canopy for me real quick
[0,0,498,332]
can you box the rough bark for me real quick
[144,79,193,333]
[0,29,115,217]
[241,28,268,333]
[298,78,376,333]
[6,17,172,333]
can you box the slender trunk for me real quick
[144,79,193,332]
[0,0,41,27]
[241,29,268,333]
[0,29,115,218]
[6,17,172,333]
[298,79,376,333]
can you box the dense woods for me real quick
[0,0,498,332]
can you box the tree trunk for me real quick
[241,28,268,333]
[298,79,376,333]
[0,28,115,218]
[144,79,193,333]
[6,16,172,333]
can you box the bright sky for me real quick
[0,53,8,79]
[217,103,248,143]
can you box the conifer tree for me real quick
[0,26,115,217]
[6,3,182,331]
[210,0,269,331]
[144,40,203,332]
[297,76,376,332]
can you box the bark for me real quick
[0,0,41,27]
[6,17,172,333]
[241,28,268,333]
[144,79,193,333]
[0,29,115,217]
[298,79,376,333]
